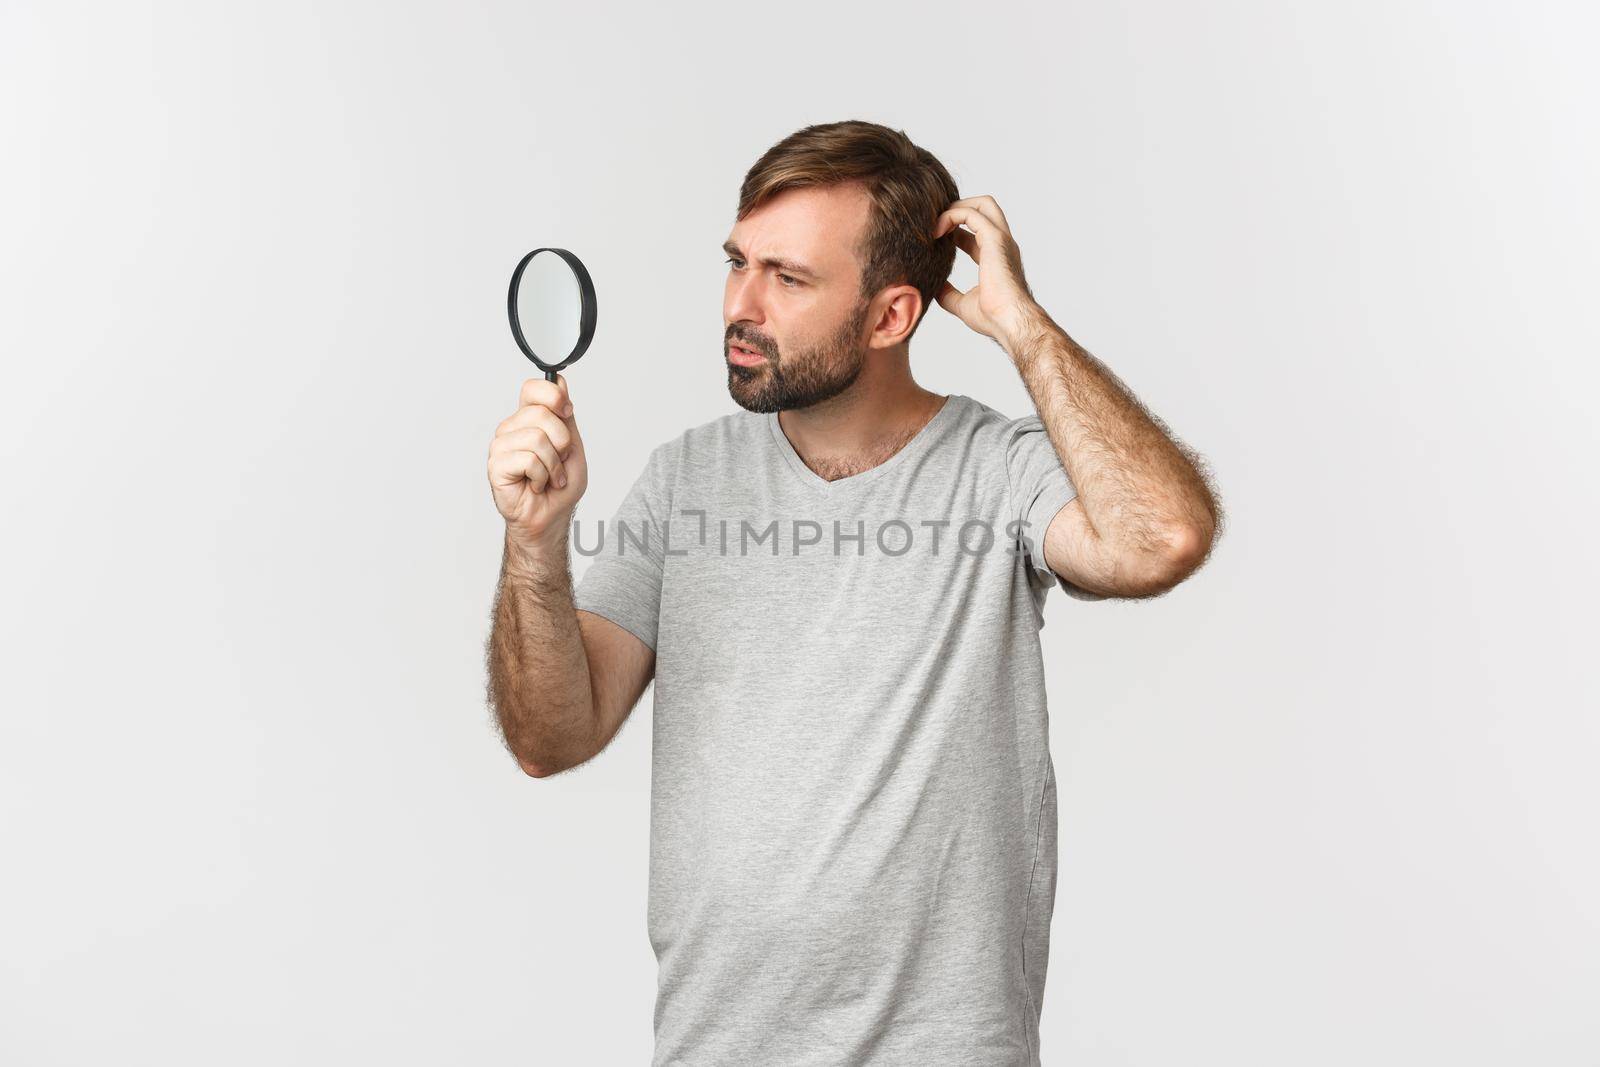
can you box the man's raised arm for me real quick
[933,195,1222,598]
[484,375,654,778]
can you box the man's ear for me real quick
[867,283,925,349]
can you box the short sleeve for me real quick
[1004,414,1108,602]
[572,441,677,649]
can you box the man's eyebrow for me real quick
[722,241,819,278]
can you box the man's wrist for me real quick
[995,300,1057,364]
[504,525,569,576]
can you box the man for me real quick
[485,120,1220,1065]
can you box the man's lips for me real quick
[727,342,767,367]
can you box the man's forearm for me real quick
[999,303,1219,560]
[486,530,598,776]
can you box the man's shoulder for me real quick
[947,392,1011,430]
[942,393,1039,450]
[962,393,1060,450]
[638,406,766,470]
[681,406,767,450]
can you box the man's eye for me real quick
[725,258,797,288]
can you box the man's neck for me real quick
[775,354,947,482]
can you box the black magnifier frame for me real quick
[507,247,597,382]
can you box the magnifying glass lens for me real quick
[514,253,583,366]
[508,247,596,381]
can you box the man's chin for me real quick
[727,370,781,414]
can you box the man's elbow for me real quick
[512,741,584,778]
[1148,518,1215,588]
[517,755,558,778]
[1166,518,1214,572]
[507,722,600,780]
[1116,520,1214,596]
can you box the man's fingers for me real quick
[947,194,1009,232]
[974,194,1009,231]
[492,429,567,488]
[502,425,572,479]
[516,376,555,409]
[517,374,574,417]
[495,405,574,458]
[935,280,964,312]
[949,227,979,260]
[934,204,1002,248]
[553,373,572,416]
[488,448,549,493]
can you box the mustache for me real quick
[726,328,776,356]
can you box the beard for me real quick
[725,299,871,413]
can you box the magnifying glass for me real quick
[507,247,597,382]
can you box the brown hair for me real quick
[737,120,960,341]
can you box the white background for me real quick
[4,1,1596,1063]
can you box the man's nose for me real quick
[724,269,765,327]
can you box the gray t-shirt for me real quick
[573,393,1100,1066]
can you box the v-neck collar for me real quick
[766,394,962,494]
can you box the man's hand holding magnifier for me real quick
[488,373,588,559]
